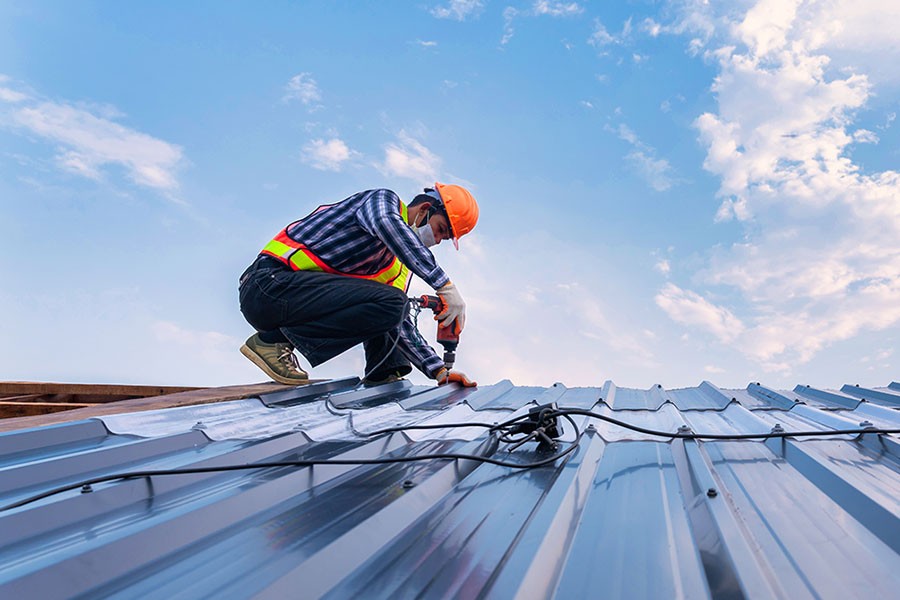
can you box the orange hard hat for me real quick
[434,182,479,250]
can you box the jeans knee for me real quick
[376,286,408,327]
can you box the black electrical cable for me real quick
[360,297,412,382]
[349,404,544,438]
[549,408,900,440]
[4,404,897,513]
[0,414,582,513]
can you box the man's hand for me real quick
[435,368,477,387]
[436,282,466,333]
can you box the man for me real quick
[238,183,478,388]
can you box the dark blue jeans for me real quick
[238,256,412,379]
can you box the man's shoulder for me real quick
[362,188,400,199]
[358,188,403,210]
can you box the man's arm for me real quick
[357,189,455,378]
[397,316,446,378]
[356,189,450,290]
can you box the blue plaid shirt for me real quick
[281,188,449,377]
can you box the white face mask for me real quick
[416,222,438,247]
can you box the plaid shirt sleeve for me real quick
[356,190,450,290]
[357,190,449,378]
[399,317,446,378]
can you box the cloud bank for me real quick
[1,77,184,193]
[657,0,900,371]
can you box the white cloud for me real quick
[283,73,322,106]
[533,1,583,17]
[501,2,585,46]
[7,94,184,192]
[302,138,354,171]
[614,124,678,191]
[853,129,878,143]
[432,0,483,21]
[655,284,745,343]
[655,259,671,275]
[626,150,676,191]
[642,18,662,37]
[659,0,900,368]
[381,131,442,181]
[501,7,519,46]
[416,40,438,48]
[0,86,28,103]
[588,19,617,46]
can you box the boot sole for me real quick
[240,344,309,385]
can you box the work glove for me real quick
[436,281,466,333]
[435,368,477,387]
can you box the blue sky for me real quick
[1,1,898,390]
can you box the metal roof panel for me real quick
[1,378,898,598]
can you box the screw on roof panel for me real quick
[677,425,692,434]
[192,421,207,430]
[859,421,875,429]
[771,424,784,433]
[707,488,718,498]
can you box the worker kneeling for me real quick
[238,183,478,388]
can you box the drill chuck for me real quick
[414,294,462,370]
[442,349,456,369]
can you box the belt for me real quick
[239,255,288,286]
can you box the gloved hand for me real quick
[435,368,477,387]
[436,281,466,333]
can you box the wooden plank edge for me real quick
[0,382,202,397]
[0,381,326,433]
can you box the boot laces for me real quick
[277,345,301,372]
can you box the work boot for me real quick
[240,334,309,385]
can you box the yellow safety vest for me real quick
[260,202,412,291]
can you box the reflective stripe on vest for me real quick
[260,202,412,291]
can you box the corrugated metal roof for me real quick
[1,378,899,598]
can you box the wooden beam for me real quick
[0,401,95,419]
[0,394,46,403]
[0,392,146,405]
[0,382,313,432]
[0,382,201,397]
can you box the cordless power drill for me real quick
[414,295,459,370]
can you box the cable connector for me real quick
[506,402,563,451]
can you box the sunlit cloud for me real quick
[656,0,900,369]
[1,79,185,193]
[614,124,678,191]
[431,0,483,21]
[380,131,442,181]
[588,19,617,46]
[301,137,355,172]
[656,284,745,343]
[532,1,583,17]
[283,73,322,106]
